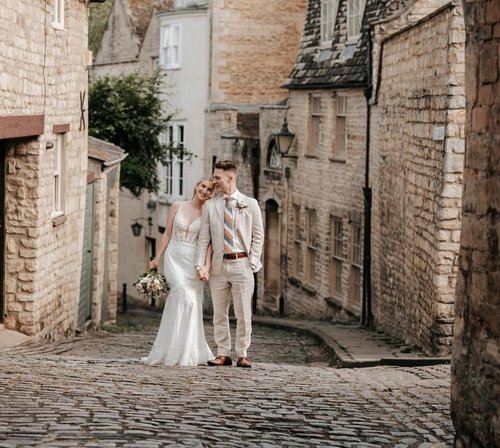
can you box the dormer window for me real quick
[161,24,181,69]
[347,0,366,41]
[320,0,337,44]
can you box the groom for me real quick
[195,160,264,368]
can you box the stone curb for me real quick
[253,317,451,368]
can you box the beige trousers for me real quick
[209,257,254,358]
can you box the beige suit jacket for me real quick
[196,192,264,274]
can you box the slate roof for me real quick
[285,0,404,89]
[88,136,128,166]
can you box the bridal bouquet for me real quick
[134,269,169,304]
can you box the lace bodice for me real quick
[171,207,202,245]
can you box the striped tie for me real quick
[223,197,235,253]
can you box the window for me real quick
[292,204,301,277]
[308,96,321,155]
[329,217,343,296]
[334,96,348,159]
[53,0,64,29]
[161,24,181,69]
[53,134,64,213]
[305,209,317,285]
[349,224,362,306]
[347,0,366,40]
[162,124,185,197]
[321,0,337,43]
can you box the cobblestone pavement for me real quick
[0,309,454,447]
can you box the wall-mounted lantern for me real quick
[274,117,295,156]
[131,217,153,237]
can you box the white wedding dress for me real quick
[142,206,214,366]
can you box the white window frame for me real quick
[347,0,366,41]
[320,0,338,44]
[329,216,344,296]
[52,134,64,215]
[334,95,348,160]
[162,123,186,198]
[308,95,322,155]
[160,24,181,69]
[53,0,64,30]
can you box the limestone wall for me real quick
[2,1,89,339]
[451,0,500,445]
[371,4,465,354]
[209,0,307,104]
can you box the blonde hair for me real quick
[192,176,213,198]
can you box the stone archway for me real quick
[451,2,499,446]
[263,199,280,313]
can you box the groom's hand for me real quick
[196,266,208,282]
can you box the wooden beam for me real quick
[0,115,44,139]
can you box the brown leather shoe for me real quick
[207,356,232,367]
[236,357,252,368]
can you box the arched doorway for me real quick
[264,199,280,312]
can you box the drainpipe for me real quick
[362,26,373,327]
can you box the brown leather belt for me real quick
[223,252,247,260]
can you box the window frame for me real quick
[347,0,366,41]
[292,204,301,277]
[329,216,344,296]
[162,123,186,198]
[349,223,362,307]
[52,0,65,30]
[308,95,322,155]
[320,0,337,44]
[52,133,64,216]
[305,208,318,285]
[333,95,348,160]
[161,23,181,69]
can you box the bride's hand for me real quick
[149,258,159,270]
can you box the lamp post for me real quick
[274,117,295,157]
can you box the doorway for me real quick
[78,182,94,328]
[264,200,280,310]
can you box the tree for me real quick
[89,72,176,197]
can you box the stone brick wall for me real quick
[371,4,465,354]
[451,0,500,445]
[283,89,367,319]
[210,0,307,104]
[2,1,89,339]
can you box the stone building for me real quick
[253,0,465,355]
[451,0,499,445]
[0,0,114,340]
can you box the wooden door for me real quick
[264,200,280,304]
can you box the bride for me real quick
[142,177,215,366]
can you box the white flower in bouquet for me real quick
[134,269,169,304]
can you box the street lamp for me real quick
[274,117,295,156]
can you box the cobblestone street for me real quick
[0,308,454,447]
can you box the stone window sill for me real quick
[301,283,317,296]
[304,154,319,159]
[288,276,302,287]
[325,295,343,310]
[329,157,346,164]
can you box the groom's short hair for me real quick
[214,159,238,174]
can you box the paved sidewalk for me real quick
[0,324,31,352]
[253,316,451,368]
